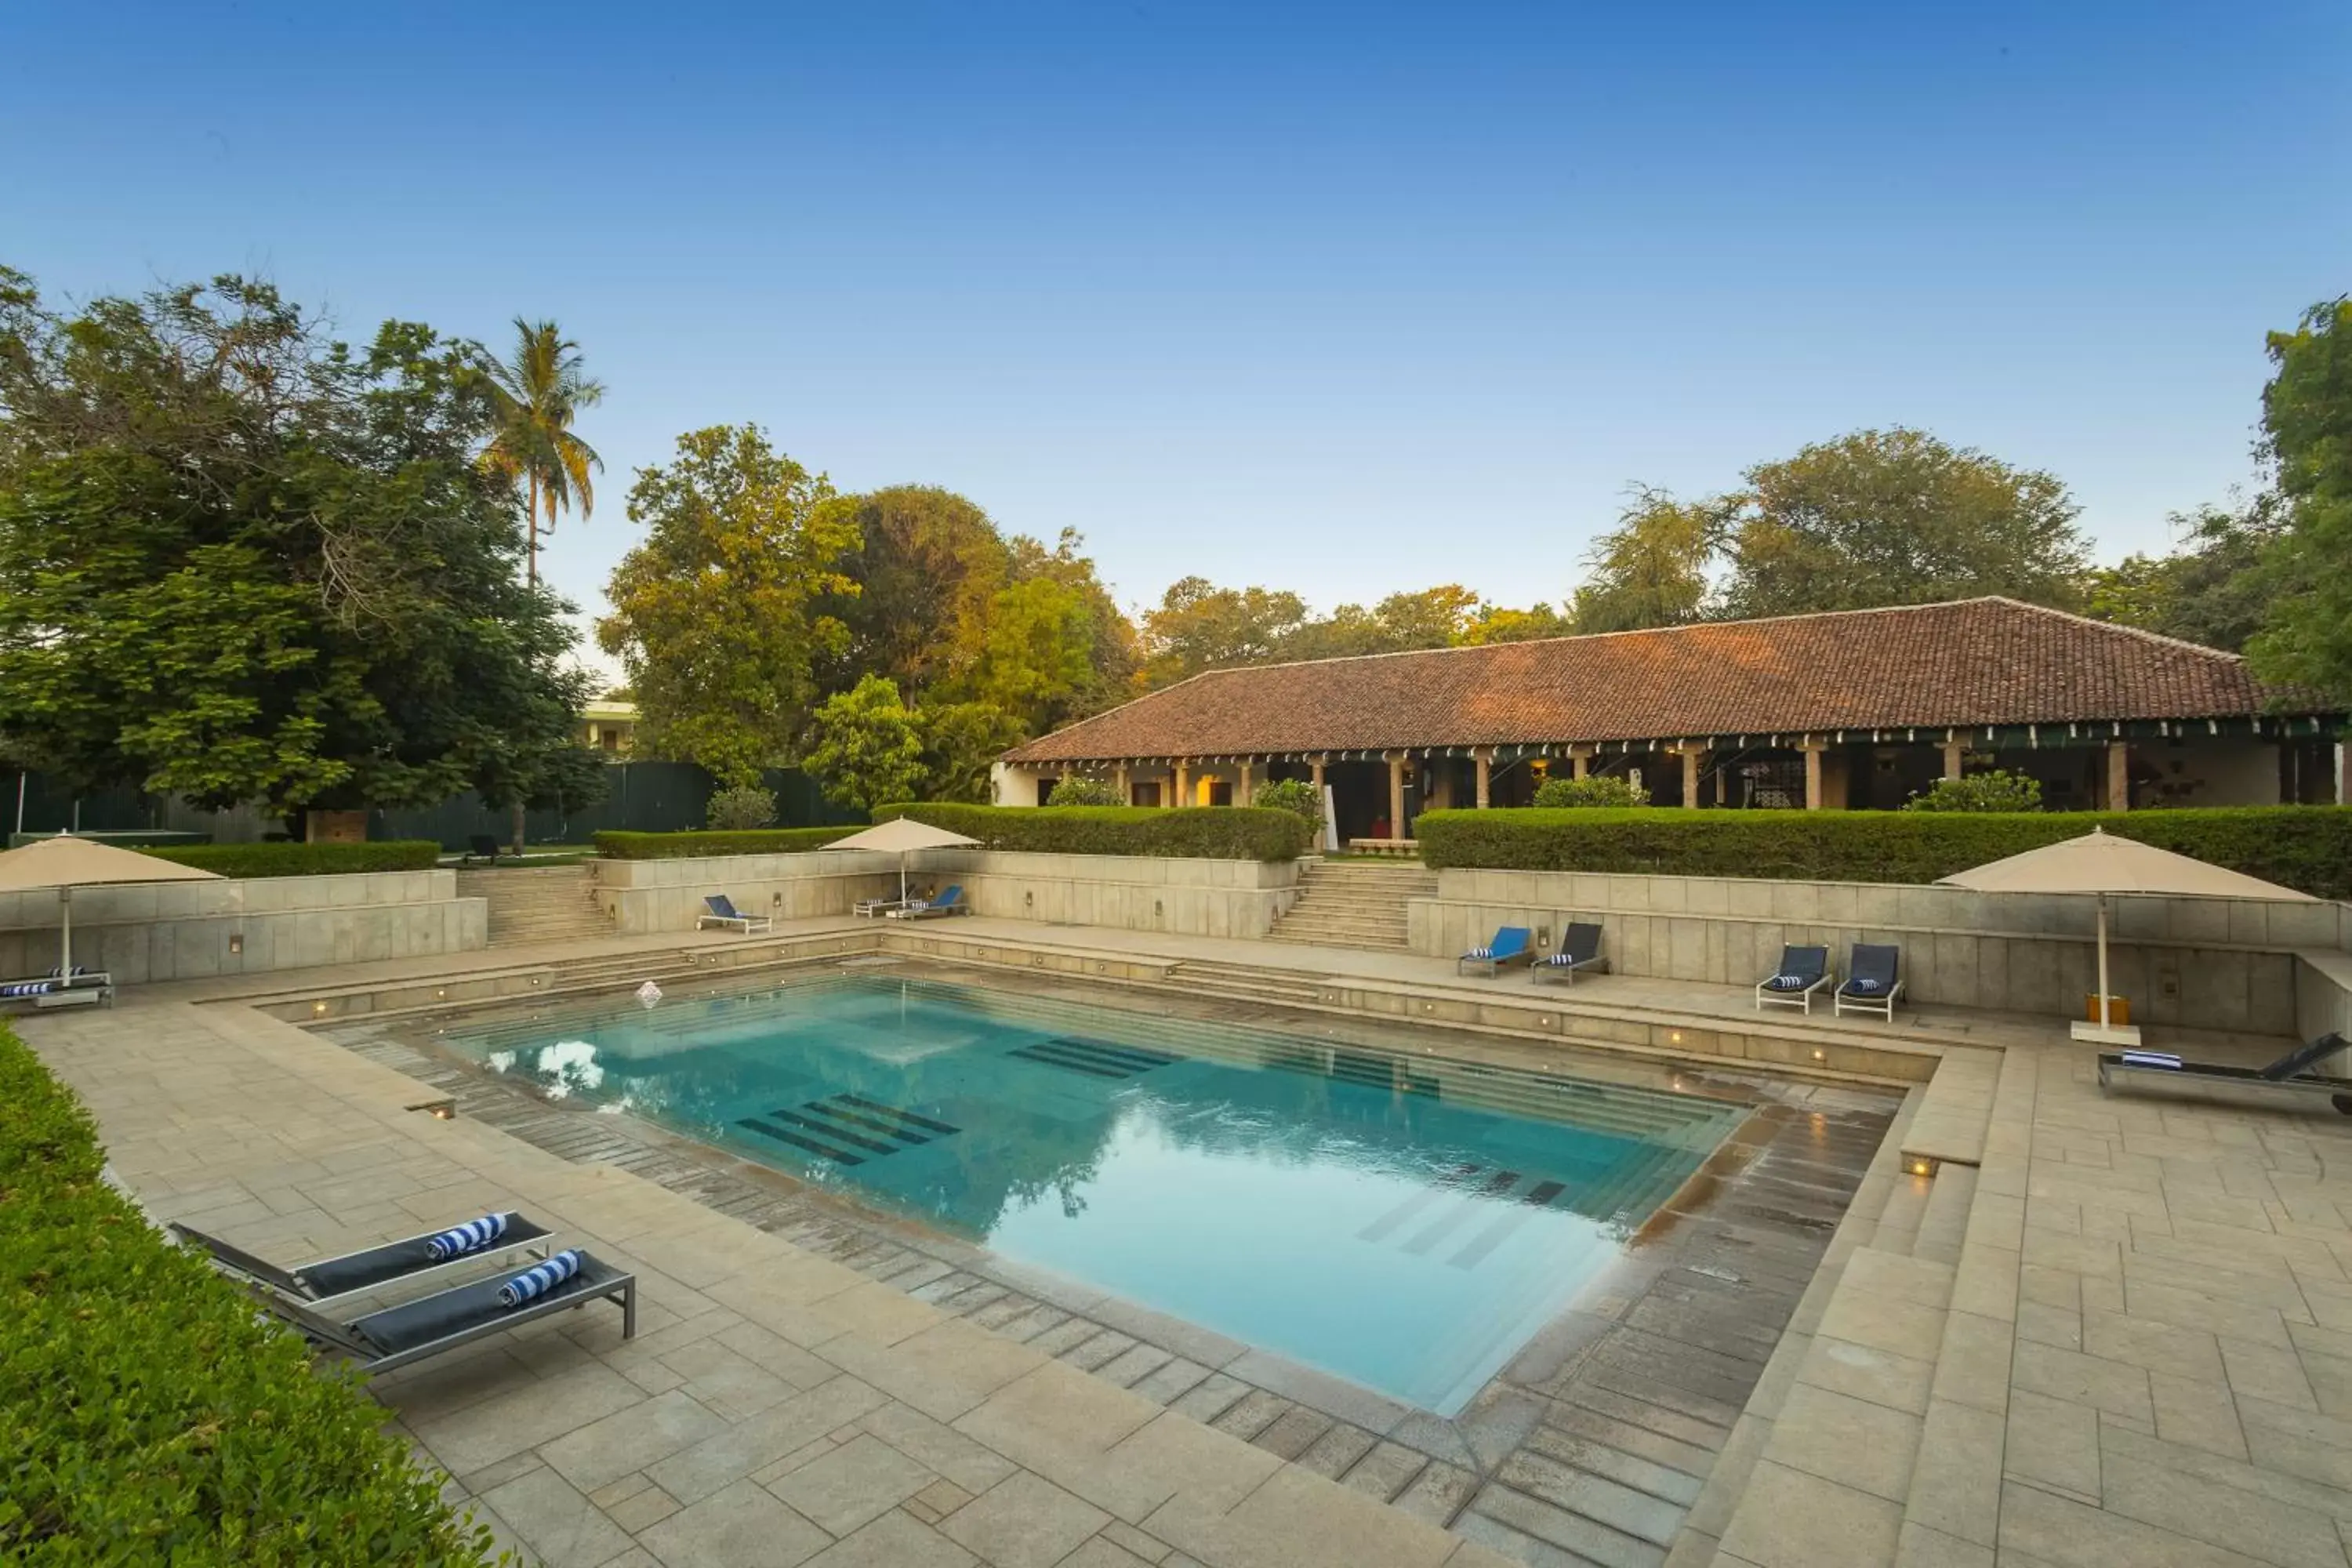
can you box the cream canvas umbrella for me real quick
[818,818,981,908]
[1937,827,2313,1045]
[0,834,223,977]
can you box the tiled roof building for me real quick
[996,599,2344,833]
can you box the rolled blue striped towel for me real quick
[1468,946,1493,960]
[1545,953,1575,965]
[425,1212,508,1261]
[1767,973,1807,990]
[2,980,55,998]
[45,966,86,978]
[2119,1050,2183,1070]
[498,1249,582,1308]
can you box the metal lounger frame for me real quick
[1532,954,1610,985]
[1833,978,1906,1022]
[1755,973,1831,1013]
[2097,1054,2352,1116]
[256,1260,639,1374]
[172,1214,556,1308]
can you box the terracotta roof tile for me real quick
[1006,597,2329,763]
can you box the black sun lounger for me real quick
[1532,922,1610,985]
[2098,1033,2352,1113]
[171,1210,555,1307]
[262,1251,637,1374]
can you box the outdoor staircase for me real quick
[455,864,612,947]
[1265,858,1436,952]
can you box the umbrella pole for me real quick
[900,852,909,906]
[59,887,71,976]
[2096,895,2111,1031]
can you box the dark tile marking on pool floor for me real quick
[759,1107,900,1156]
[800,1097,943,1144]
[1040,1035,1177,1070]
[832,1092,958,1136]
[1008,1044,1134,1080]
[736,1116,866,1164]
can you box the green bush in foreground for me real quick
[1250,778,1324,828]
[141,840,443,878]
[1414,804,2352,898]
[878,802,1314,862]
[593,826,863,859]
[704,783,779,831]
[1041,775,1123,807]
[0,1025,496,1564]
[1901,770,2045,812]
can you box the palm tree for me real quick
[478,318,604,588]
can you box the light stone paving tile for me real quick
[2082,1311,2227,1385]
[2004,1390,2101,1503]
[1907,1398,2005,1548]
[477,1465,638,1568]
[410,1362,648,1478]
[1060,1538,1158,1568]
[854,1400,1022,1497]
[2096,1435,2349,1568]
[2016,1301,2082,1352]
[2010,1341,2154,1425]
[2147,1371,2250,1461]
[816,1317,1043,1423]
[1759,1382,1922,1503]
[635,1477,833,1568]
[1933,1311,2016,1417]
[766,1433,937,1536]
[1893,1521,1994,1568]
[807,1510,981,1568]
[2125,1280,2299,1349]
[939,1471,1113,1568]
[646,1377,891,1505]
[1145,1463,1459,1568]
[1714,1458,1902,1568]
[539,1388,731,1495]
[606,1483,683,1534]
[1797,1335,1937,1417]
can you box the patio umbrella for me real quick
[1936,827,2313,1044]
[0,834,223,975]
[817,818,981,907]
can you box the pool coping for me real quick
[319,952,1907,1562]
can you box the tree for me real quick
[820,485,1010,699]
[1372,584,1482,648]
[1720,429,2092,619]
[1460,603,1572,644]
[2085,495,2283,652]
[804,674,925,811]
[1567,486,1722,633]
[916,701,1023,803]
[2248,299,2352,701]
[1139,578,1308,685]
[1005,528,1138,707]
[974,577,1098,734]
[477,319,603,590]
[597,425,857,786]
[0,268,602,818]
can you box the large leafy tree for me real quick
[819,485,1011,700]
[0,268,602,816]
[1460,602,1572,644]
[2086,495,2283,653]
[1566,485,1722,633]
[1004,527,1138,706]
[477,319,603,589]
[972,577,1098,734]
[597,424,858,786]
[1138,578,1308,686]
[803,673,926,811]
[917,701,1024,803]
[1719,429,2091,618]
[2248,299,2352,700]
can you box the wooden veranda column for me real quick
[1236,759,1253,803]
[1115,763,1131,804]
[1941,739,1965,782]
[1679,747,1704,810]
[1801,740,1825,811]
[2107,741,2131,811]
[1174,760,1190,808]
[1569,746,1591,780]
[1474,749,1492,808]
[1310,757,1326,792]
[1388,754,1406,839]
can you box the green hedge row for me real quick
[591,826,863,860]
[877,804,1316,862]
[1414,806,2352,899]
[140,840,444,878]
[0,1025,495,1563]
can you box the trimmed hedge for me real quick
[877,803,1316,862]
[0,1025,495,1563]
[593,826,863,860]
[1414,806,2352,900]
[140,840,443,878]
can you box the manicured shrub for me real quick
[1414,805,2352,898]
[1902,770,2044,812]
[1250,778,1324,827]
[593,826,863,859]
[1044,775,1124,808]
[0,1025,495,1564]
[141,840,442,878]
[1531,775,1650,808]
[705,783,779,831]
[876,803,1314,862]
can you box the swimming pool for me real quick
[440,970,1748,1414]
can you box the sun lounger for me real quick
[171,1209,556,1307]
[886,884,967,920]
[0,965,114,1010]
[255,1250,637,1373]
[1755,945,1831,1013]
[1832,943,1904,1022]
[1531,922,1609,985]
[697,894,775,933]
[854,895,916,918]
[1458,925,1532,977]
[2098,1033,2352,1112]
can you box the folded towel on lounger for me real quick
[425,1213,509,1261]
[498,1249,581,1308]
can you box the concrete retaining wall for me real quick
[0,869,486,984]
[1413,869,2352,1036]
[595,848,1300,939]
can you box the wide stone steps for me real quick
[456,866,612,946]
[1266,859,1437,953]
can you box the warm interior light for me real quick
[1669,1030,1682,1044]
[1907,1156,1936,1178]
[1812,1048,1827,1062]
[312,1001,328,1015]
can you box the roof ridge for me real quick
[1971,593,2248,662]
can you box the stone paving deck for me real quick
[22,919,2352,1567]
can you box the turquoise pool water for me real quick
[442,971,1744,1414]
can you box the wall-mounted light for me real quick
[1812,1048,1827,1062]
[312,1001,328,1016]
[1907,1156,1938,1178]
[1669,1030,1682,1044]
[228,933,244,955]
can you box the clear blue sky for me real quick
[5,1,2347,673]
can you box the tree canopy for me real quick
[597,424,857,786]
[2085,496,2281,653]
[0,267,602,815]
[2246,299,2352,701]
